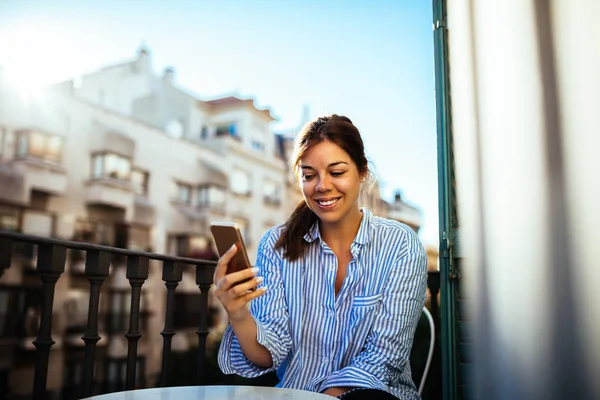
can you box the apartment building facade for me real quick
[0,48,293,397]
[0,47,291,262]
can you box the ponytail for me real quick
[275,200,318,261]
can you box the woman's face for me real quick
[298,140,364,227]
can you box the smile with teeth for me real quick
[316,198,340,207]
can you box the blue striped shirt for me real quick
[218,208,428,399]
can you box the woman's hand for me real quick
[323,387,351,397]
[213,244,267,322]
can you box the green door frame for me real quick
[432,0,461,399]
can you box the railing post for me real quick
[124,255,149,390]
[0,237,13,278]
[81,250,111,398]
[160,260,183,387]
[196,263,215,385]
[33,244,66,399]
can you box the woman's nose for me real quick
[315,176,332,192]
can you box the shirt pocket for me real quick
[349,293,383,330]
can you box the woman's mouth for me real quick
[315,197,341,209]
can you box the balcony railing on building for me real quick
[0,230,215,399]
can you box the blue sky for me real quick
[0,0,439,245]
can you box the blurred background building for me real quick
[0,47,433,398]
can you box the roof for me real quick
[203,96,275,121]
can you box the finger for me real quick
[239,286,268,303]
[226,265,259,286]
[220,266,259,291]
[223,287,267,316]
[213,244,238,283]
[229,275,264,297]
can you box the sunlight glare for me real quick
[0,19,79,100]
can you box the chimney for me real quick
[163,67,175,83]
[136,45,151,74]
[394,191,402,203]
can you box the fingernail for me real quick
[251,267,259,274]
[230,244,237,250]
[261,287,268,292]
[256,276,264,284]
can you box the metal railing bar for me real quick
[0,231,217,267]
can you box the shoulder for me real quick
[257,223,285,260]
[369,215,423,252]
[369,217,427,282]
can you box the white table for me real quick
[83,385,333,399]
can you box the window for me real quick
[0,205,19,231]
[176,182,192,204]
[172,234,205,257]
[197,185,226,208]
[231,169,251,196]
[92,153,131,180]
[252,140,265,152]
[263,179,281,206]
[16,130,63,163]
[215,123,239,139]
[200,126,208,140]
[131,168,149,196]
[22,211,53,236]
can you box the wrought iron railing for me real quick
[0,230,216,399]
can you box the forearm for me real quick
[323,387,351,397]
[230,310,273,368]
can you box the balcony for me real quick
[8,129,68,199]
[169,204,210,236]
[0,230,216,399]
[14,156,68,196]
[86,178,135,212]
[90,129,135,160]
[198,160,228,188]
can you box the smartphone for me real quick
[210,222,253,282]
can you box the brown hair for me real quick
[275,114,369,261]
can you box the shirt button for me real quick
[322,357,329,364]
[328,310,335,318]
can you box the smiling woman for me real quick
[277,115,369,261]
[214,114,428,399]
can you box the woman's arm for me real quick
[213,244,272,367]
[217,231,293,377]
[229,306,273,368]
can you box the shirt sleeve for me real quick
[217,231,293,377]
[320,228,428,396]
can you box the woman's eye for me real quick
[331,171,345,177]
[302,175,314,181]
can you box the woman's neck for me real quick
[320,208,363,251]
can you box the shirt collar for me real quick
[303,208,373,245]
